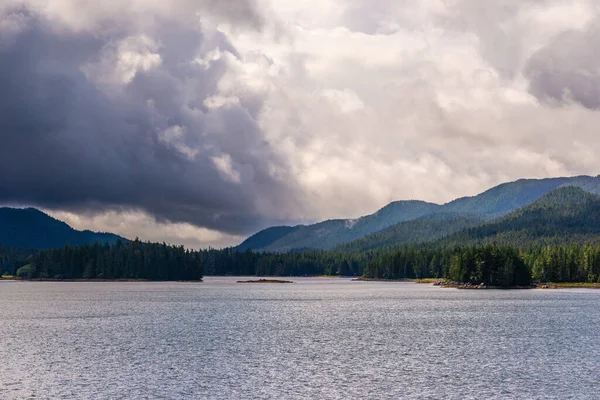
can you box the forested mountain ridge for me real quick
[237,226,298,251]
[442,175,600,218]
[0,207,125,249]
[437,187,600,247]
[239,200,441,252]
[335,213,482,253]
[239,175,600,252]
[5,175,600,256]
[7,185,600,285]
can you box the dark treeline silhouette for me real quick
[18,239,203,280]
[198,248,371,277]
[6,241,600,286]
[364,245,530,286]
[0,246,35,275]
[198,243,600,286]
[363,243,600,286]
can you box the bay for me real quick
[0,278,598,399]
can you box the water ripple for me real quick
[0,279,599,399]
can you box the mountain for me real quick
[442,175,600,218]
[437,186,600,247]
[238,175,600,252]
[0,207,125,249]
[237,226,298,251]
[335,213,483,252]
[241,200,441,252]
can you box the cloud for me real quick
[2,0,600,247]
[525,18,600,109]
[0,1,302,237]
[238,0,600,220]
[46,209,244,250]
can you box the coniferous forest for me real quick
[197,244,600,286]
[6,240,204,281]
[5,242,600,287]
[5,180,600,286]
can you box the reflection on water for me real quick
[0,278,599,399]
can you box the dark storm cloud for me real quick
[525,19,600,109]
[0,6,300,235]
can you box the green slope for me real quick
[335,213,483,252]
[236,226,299,251]
[0,207,125,249]
[257,201,441,252]
[437,186,600,247]
[237,175,600,252]
[443,175,600,218]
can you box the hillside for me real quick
[238,175,600,252]
[0,208,125,249]
[443,175,600,218]
[335,213,482,252]
[437,186,600,247]
[243,201,441,252]
[237,226,298,251]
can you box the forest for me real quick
[362,245,530,286]
[5,241,600,287]
[4,183,600,286]
[0,246,35,276]
[198,248,371,277]
[197,243,600,286]
[7,239,204,281]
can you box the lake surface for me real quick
[1,278,599,399]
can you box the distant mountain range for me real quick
[238,175,600,252]
[436,186,600,247]
[0,208,125,249]
[238,200,440,252]
[334,213,483,252]
[4,175,600,253]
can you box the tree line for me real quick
[198,248,371,277]
[197,243,600,285]
[5,241,600,286]
[0,246,35,276]
[16,239,203,280]
[363,243,600,286]
[197,243,600,286]
[363,245,530,286]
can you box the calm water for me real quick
[0,278,599,399]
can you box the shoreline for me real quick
[4,275,599,289]
[437,282,534,290]
[534,282,600,289]
[438,281,600,289]
[0,278,203,283]
[352,277,413,282]
[352,277,600,289]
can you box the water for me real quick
[0,278,599,399]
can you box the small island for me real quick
[433,280,534,289]
[237,279,294,284]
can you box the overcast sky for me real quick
[1,0,600,248]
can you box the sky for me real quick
[1,0,600,248]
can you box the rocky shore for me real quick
[434,281,534,289]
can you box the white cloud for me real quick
[227,0,600,220]
[3,0,600,247]
[212,154,242,183]
[46,209,244,249]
